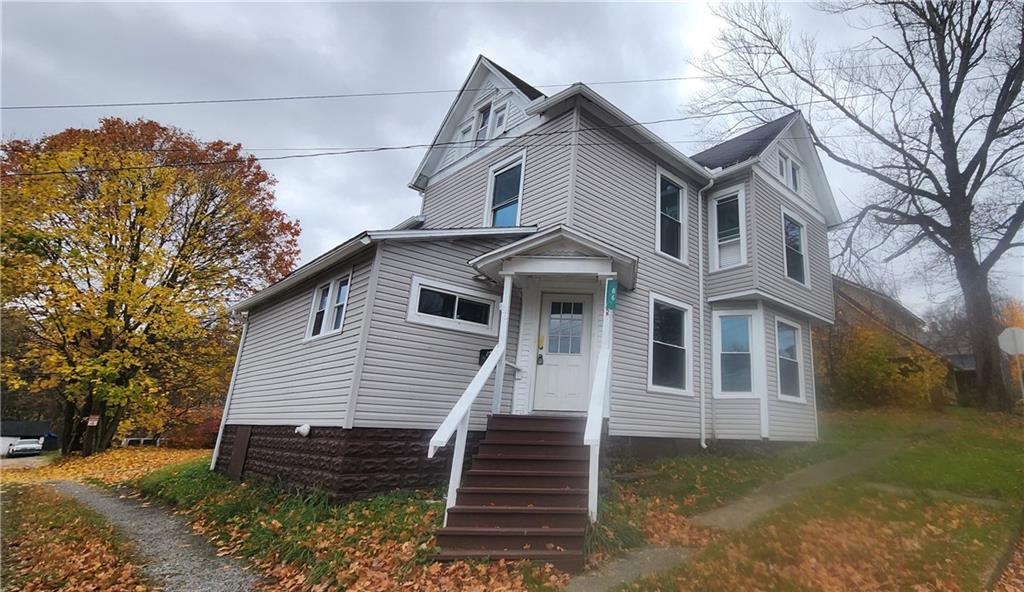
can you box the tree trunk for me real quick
[99,405,124,451]
[954,257,1010,410]
[60,400,77,455]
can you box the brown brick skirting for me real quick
[215,424,482,501]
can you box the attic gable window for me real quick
[486,151,526,228]
[475,104,491,146]
[307,272,354,339]
[656,169,687,262]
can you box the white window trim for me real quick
[780,206,812,289]
[482,150,527,228]
[708,185,748,272]
[655,167,689,265]
[406,275,499,336]
[647,292,693,396]
[775,314,807,404]
[777,151,789,180]
[490,102,508,137]
[305,270,354,341]
[777,148,804,194]
[712,308,765,399]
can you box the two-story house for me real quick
[210,56,840,571]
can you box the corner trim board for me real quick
[345,244,383,428]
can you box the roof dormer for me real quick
[409,56,545,191]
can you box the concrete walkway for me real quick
[567,436,914,592]
[689,437,908,530]
[52,481,259,592]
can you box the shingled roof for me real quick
[690,112,801,170]
[484,57,545,101]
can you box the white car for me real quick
[7,438,43,457]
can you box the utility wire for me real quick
[3,73,1006,178]
[1,61,911,111]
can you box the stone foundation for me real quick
[215,424,483,501]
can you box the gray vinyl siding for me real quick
[421,112,574,230]
[751,171,834,321]
[354,237,521,430]
[706,171,757,298]
[225,249,375,426]
[705,300,763,440]
[764,305,818,441]
[572,114,704,438]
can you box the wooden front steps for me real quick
[434,413,588,573]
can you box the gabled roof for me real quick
[469,225,639,289]
[231,226,538,313]
[409,55,546,190]
[487,58,544,100]
[690,112,800,170]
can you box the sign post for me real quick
[998,327,1024,404]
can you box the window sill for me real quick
[302,328,345,344]
[709,262,748,275]
[777,394,807,404]
[406,315,497,337]
[654,250,690,267]
[647,384,693,397]
[784,275,812,291]
[712,392,761,400]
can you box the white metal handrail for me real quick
[585,292,614,518]
[427,341,506,521]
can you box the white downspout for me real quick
[697,176,715,449]
[210,313,249,470]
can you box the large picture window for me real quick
[776,318,804,402]
[486,152,526,228]
[710,187,746,270]
[647,294,692,395]
[656,170,687,261]
[406,276,499,336]
[307,272,353,339]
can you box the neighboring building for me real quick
[815,275,955,404]
[0,421,54,457]
[211,56,840,571]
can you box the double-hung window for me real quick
[710,187,746,270]
[790,161,801,192]
[778,150,802,193]
[487,152,525,228]
[474,104,491,146]
[782,211,808,285]
[307,273,353,339]
[492,104,507,136]
[656,170,687,261]
[406,276,498,336]
[648,294,691,394]
[713,311,757,397]
[776,318,804,401]
[778,152,789,180]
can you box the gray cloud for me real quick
[4,2,1019,312]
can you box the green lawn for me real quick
[609,407,1023,591]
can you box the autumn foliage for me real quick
[1,118,300,454]
[816,324,949,409]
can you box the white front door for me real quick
[533,294,592,412]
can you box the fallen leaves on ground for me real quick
[141,457,568,591]
[641,497,717,548]
[1,447,208,485]
[626,486,1015,592]
[0,483,152,592]
[995,536,1024,592]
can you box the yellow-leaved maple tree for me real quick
[1,118,300,454]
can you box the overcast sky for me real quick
[3,2,1020,315]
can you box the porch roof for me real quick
[468,225,639,290]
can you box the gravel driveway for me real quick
[52,481,259,592]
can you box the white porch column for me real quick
[491,273,514,414]
[600,274,616,419]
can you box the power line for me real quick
[3,72,1005,178]
[0,61,910,111]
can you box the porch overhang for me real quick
[469,225,638,289]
